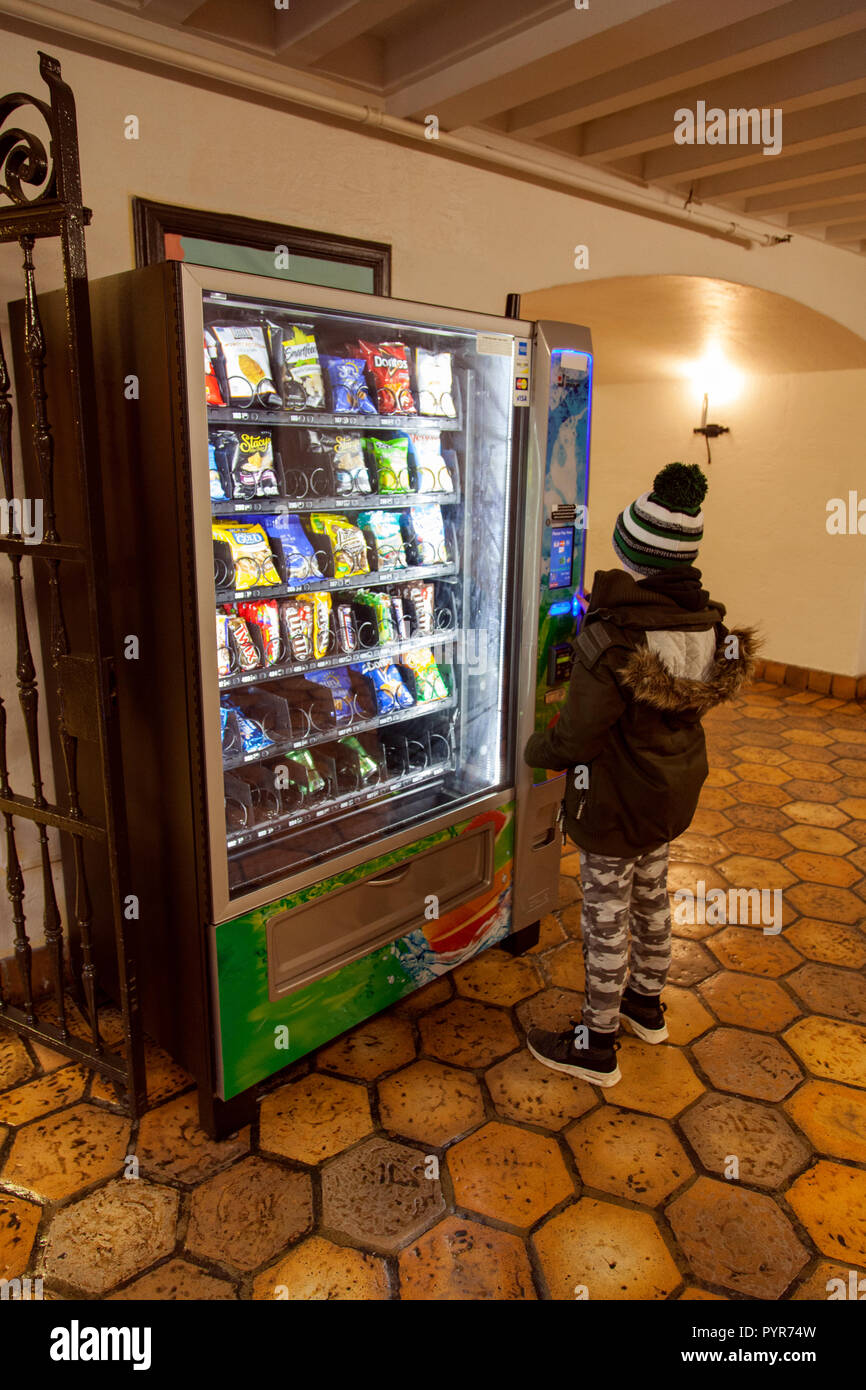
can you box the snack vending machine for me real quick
[21,263,592,1136]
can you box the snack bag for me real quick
[332,433,371,495]
[259,513,324,586]
[208,440,227,501]
[407,503,447,565]
[216,613,233,677]
[236,429,279,498]
[309,513,369,578]
[222,699,274,754]
[401,647,449,703]
[238,600,281,665]
[279,597,314,663]
[409,432,453,493]
[391,594,409,640]
[402,580,435,635]
[309,590,333,660]
[355,589,395,644]
[358,509,408,571]
[357,341,416,415]
[227,612,262,670]
[369,436,410,494]
[210,324,280,408]
[307,668,354,725]
[212,522,282,590]
[356,661,414,714]
[415,349,456,417]
[266,322,325,410]
[335,602,358,655]
[321,356,377,415]
[205,334,224,407]
[340,736,379,785]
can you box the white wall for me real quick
[586,372,866,675]
[1,30,865,955]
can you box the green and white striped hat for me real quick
[613,462,708,577]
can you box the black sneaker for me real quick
[619,986,668,1043]
[527,1025,621,1087]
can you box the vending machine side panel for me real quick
[512,322,593,931]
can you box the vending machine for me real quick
[22,263,592,1136]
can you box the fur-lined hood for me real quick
[617,628,761,715]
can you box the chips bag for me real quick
[406,503,447,565]
[357,341,416,415]
[356,661,414,714]
[409,432,453,493]
[212,522,282,590]
[208,439,227,501]
[415,349,456,417]
[355,589,395,644]
[340,735,379,784]
[267,322,325,410]
[236,429,279,498]
[308,513,369,578]
[221,698,274,754]
[204,334,224,407]
[293,748,326,796]
[210,324,280,408]
[307,668,354,724]
[401,648,449,703]
[369,436,410,494]
[258,514,324,586]
[357,509,408,571]
[321,357,377,415]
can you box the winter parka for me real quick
[524,567,758,857]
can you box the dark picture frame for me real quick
[131,197,391,295]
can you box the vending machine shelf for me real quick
[222,692,457,770]
[226,759,454,850]
[206,405,463,433]
[219,627,461,691]
[214,559,457,606]
[211,488,460,516]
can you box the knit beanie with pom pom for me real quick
[613,462,708,577]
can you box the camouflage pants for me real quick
[578,844,671,1032]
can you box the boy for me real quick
[524,463,756,1086]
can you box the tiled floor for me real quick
[1,681,865,1300]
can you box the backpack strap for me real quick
[574,621,614,668]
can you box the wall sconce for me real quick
[693,392,729,465]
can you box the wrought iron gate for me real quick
[0,52,146,1112]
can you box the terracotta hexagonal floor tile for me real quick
[669,939,719,987]
[560,851,582,876]
[785,918,866,968]
[516,986,583,1035]
[259,1073,372,1164]
[668,864,729,896]
[0,1031,34,1090]
[321,1137,445,1253]
[835,758,866,777]
[41,1178,178,1296]
[725,804,792,832]
[783,852,861,888]
[717,855,796,891]
[603,1037,704,1118]
[92,1040,193,1108]
[558,904,584,940]
[0,1190,41,1280]
[2,1103,129,1200]
[0,1064,90,1126]
[830,726,866,745]
[452,947,542,1006]
[186,1156,313,1271]
[419,998,519,1070]
[709,927,800,977]
[485,1050,595,1130]
[252,1236,389,1300]
[784,1016,866,1088]
[732,745,788,766]
[698,972,800,1032]
[533,1198,681,1300]
[782,825,856,855]
[136,1093,249,1184]
[787,882,865,924]
[733,783,791,808]
[732,763,790,785]
[558,874,580,907]
[782,800,849,828]
[788,962,866,1025]
[529,913,568,953]
[378,1060,484,1147]
[316,1015,416,1081]
[787,728,834,747]
[391,975,452,1018]
[448,1120,573,1229]
[689,810,733,837]
[398,1215,536,1300]
[663,986,715,1045]
[545,941,586,992]
[719,829,791,859]
[791,1260,866,1301]
[680,1093,810,1189]
[667,1177,808,1298]
[784,760,842,784]
[692,1028,803,1101]
[567,1106,692,1205]
[706,767,738,787]
[669,831,729,864]
[699,787,737,811]
[787,1162,866,1265]
[785,780,847,804]
[110,1258,236,1300]
[785,1079,866,1162]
